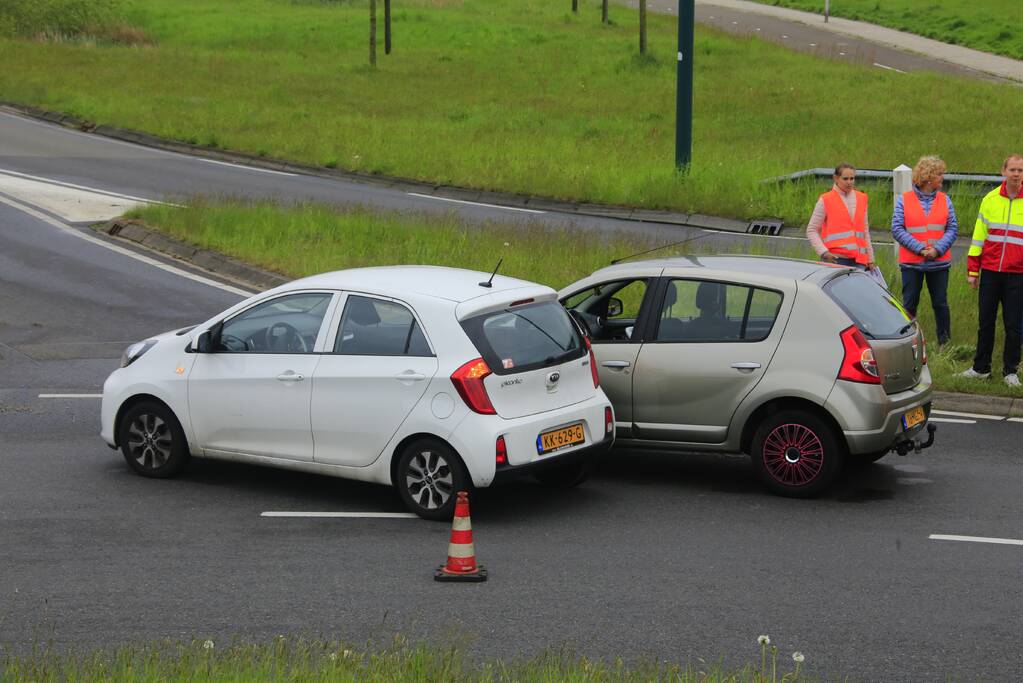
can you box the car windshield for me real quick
[824,271,914,339]
[460,301,585,374]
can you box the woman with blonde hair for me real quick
[891,155,959,345]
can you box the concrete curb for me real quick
[1,101,752,234]
[98,219,289,292]
[97,218,1023,417]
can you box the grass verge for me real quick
[126,199,1023,399]
[1,636,817,682]
[749,0,1023,60]
[0,0,1018,226]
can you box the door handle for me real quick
[601,360,631,369]
[395,371,427,382]
[730,362,761,371]
[276,372,304,381]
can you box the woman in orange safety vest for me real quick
[806,163,877,271]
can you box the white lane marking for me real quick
[929,417,976,424]
[198,158,297,177]
[930,534,1023,547]
[39,393,102,398]
[0,168,159,204]
[0,194,253,296]
[0,174,150,223]
[261,511,417,518]
[873,62,907,73]
[407,192,545,214]
[932,409,1004,421]
[1008,417,1023,423]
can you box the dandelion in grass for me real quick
[202,639,214,650]
[757,635,770,646]
[792,652,804,663]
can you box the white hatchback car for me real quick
[101,266,615,519]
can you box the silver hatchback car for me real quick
[560,255,936,496]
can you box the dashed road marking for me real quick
[873,62,907,73]
[407,192,545,214]
[38,394,102,399]
[932,409,1003,421]
[199,158,297,177]
[930,534,1023,547]
[929,417,976,424]
[261,511,417,519]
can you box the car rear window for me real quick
[460,301,585,374]
[824,271,914,339]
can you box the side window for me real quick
[217,292,332,353]
[334,296,432,356]
[655,280,781,342]
[562,279,648,343]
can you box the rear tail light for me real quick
[451,358,497,414]
[585,336,600,389]
[604,406,614,435]
[495,435,508,465]
[918,329,927,365]
[838,325,880,384]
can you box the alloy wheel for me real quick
[405,449,454,510]
[126,413,173,470]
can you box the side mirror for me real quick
[607,297,624,318]
[194,330,213,353]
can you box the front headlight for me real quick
[120,340,157,368]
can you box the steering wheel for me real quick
[569,309,600,338]
[264,322,308,353]
[219,333,250,352]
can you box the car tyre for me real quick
[118,401,190,478]
[750,410,844,497]
[396,439,471,521]
[533,460,592,488]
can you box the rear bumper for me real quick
[825,372,935,454]
[492,432,614,482]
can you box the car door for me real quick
[187,291,337,461]
[561,276,659,436]
[631,277,790,444]
[310,294,439,467]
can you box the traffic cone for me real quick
[434,491,487,582]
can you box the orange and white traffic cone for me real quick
[434,491,487,582]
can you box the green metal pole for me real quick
[675,0,694,170]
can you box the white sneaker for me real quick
[1006,373,1021,387]
[959,368,991,379]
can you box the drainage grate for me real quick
[747,219,783,236]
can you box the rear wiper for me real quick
[897,322,916,336]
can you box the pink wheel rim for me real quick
[762,423,824,487]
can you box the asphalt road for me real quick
[2,181,1023,681]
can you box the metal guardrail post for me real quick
[892,164,912,260]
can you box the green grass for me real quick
[751,0,1023,60]
[126,199,1023,399]
[0,0,144,43]
[0,637,817,682]
[0,0,1018,227]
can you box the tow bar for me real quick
[894,423,937,456]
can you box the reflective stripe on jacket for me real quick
[967,183,1023,276]
[821,189,869,265]
[899,190,951,265]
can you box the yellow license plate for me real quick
[903,406,926,430]
[537,423,585,454]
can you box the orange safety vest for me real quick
[821,189,870,265]
[898,191,951,265]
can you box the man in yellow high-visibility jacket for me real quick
[960,154,1023,387]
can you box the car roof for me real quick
[586,254,846,284]
[278,265,552,303]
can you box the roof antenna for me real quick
[479,257,503,288]
[610,233,707,265]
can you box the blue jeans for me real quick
[834,257,865,270]
[901,267,950,344]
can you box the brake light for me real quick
[604,406,614,435]
[585,336,600,388]
[496,435,508,465]
[838,325,880,384]
[451,358,496,414]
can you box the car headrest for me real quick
[346,297,381,326]
[696,282,724,314]
[662,283,678,311]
